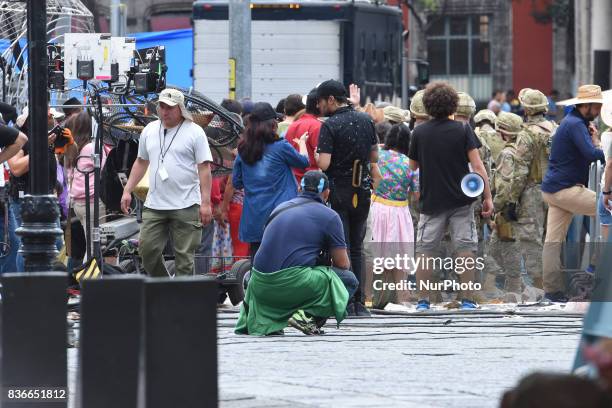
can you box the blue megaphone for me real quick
[460,172,484,198]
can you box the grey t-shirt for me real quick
[138,119,212,210]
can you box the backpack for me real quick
[100,139,138,212]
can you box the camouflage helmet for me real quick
[496,111,523,135]
[409,89,429,119]
[519,88,549,114]
[518,88,532,101]
[474,109,497,125]
[455,92,476,118]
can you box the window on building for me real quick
[426,15,491,76]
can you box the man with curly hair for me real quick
[408,82,493,310]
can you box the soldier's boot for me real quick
[531,277,544,290]
[504,276,523,294]
[482,273,504,300]
[521,276,545,302]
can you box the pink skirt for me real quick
[370,201,414,243]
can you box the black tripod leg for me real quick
[84,175,92,261]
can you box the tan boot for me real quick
[482,273,504,300]
[532,277,544,289]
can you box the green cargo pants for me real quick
[140,204,203,277]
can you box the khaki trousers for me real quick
[140,204,202,277]
[542,185,596,293]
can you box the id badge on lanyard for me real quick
[159,121,184,182]
[158,164,169,181]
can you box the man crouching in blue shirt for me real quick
[541,85,606,302]
[235,171,359,336]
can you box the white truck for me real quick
[192,0,403,105]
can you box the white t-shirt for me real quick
[138,119,212,210]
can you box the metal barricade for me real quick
[587,162,605,244]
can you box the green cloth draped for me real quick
[235,265,349,336]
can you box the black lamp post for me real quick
[1,2,67,406]
[16,0,63,270]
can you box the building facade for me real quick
[398,0,574,103]
[84,0,192,33]
[83,0,596,105]
[574,0,612,91]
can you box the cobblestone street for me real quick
[215,306,582,408]
[66,303,584,408]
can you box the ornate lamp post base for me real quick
[15,195,63,272]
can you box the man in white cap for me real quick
[121,88,213,277]
[541,85,606,302]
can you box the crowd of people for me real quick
[0,79,609,335]
[0,80,609,406]
[222,80,611,332]
[0,97,99,274]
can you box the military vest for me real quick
[522,118,557,184]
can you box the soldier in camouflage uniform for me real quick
[410,89,429,128]
[408,89,428,230]
[517,89,558,287]
[476,109,505,164]
[473,109,496,180]
[452,93,493,296]
[454,92,476,121]
[519,89,557,172]
[473,109,503,297]
[487,112,527,294]
[455,93,492,243]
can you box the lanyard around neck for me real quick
[159,120,184,162]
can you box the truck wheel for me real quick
[227,259,251,306]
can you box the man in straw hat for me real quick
[541,85,606,302]
[121,88,214,277]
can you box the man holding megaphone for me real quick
[408,82,493,311]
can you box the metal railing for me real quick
[588,161,605,244]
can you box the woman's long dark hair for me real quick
[384,123,411,156]
[237,118,278,165]
[65,110,93,168]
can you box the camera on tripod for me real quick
[128,45,167,94]
[57,33,166,95]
